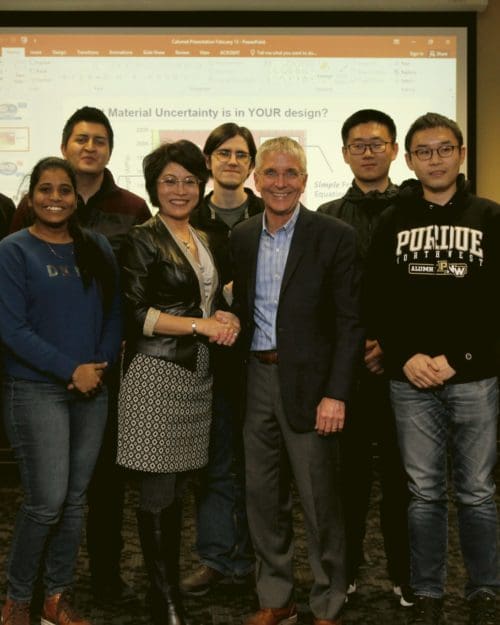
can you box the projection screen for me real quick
[0,22,471,209]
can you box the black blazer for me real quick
[231,205,364,432]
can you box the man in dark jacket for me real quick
[366,113,499,625]
[318,110,412,606]
[232,137,363,625]
[0,192,15,240]
[0,192,16,460]
[10,106,151,602]
[181,123,263,596]
[10,106,150,254]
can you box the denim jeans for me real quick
[195,382,254,577]
[3,377,108,601]
[390,378,499,599]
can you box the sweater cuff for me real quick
[143,307,161,337]
[58,358,81,384]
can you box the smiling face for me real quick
[156,161,201,223]
[342,122,398,192]
[61,120,111,177]
[254,151,307,229]
[207,134,253,191]
[405,126,465,203]
[29,167,77,230]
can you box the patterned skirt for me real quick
[117,344,212,473]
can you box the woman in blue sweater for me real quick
[0,157,121,625]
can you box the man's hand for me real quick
[403,353,443,388]
[364,339,384,375]
[432,354,456,383]
[315,397,345,436]
[223,281,234,306]
[201,310,241,346]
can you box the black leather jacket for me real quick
[119,214,223,371]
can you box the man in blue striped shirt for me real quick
[231,137,363,625]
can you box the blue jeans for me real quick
[195,382,253,577]
[3,378,108,601]
[390,378,499,599]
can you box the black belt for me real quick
[251,350,278,365]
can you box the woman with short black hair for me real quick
[118,140,240,625]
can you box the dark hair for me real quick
[28,156,77,198]
[203,123,257,169]
[341,109,397,145]
[29,156,116,312]
[143,140,209,208]
[405,112,464,153]
[61,106,114,153]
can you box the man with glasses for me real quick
[365,113,499,625]
[0,192,15,240]
[181,123,263,596]
[318,110,412,607]
[231,137,363,625]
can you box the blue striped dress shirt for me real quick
[251,204,300,351]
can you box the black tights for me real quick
[138,471,191,513]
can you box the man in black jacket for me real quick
[318,110,412,606]
[0,192,15,240]
[232,137,363,625]
[366,113,499,625]
[181,124,263,596]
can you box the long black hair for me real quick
[29,157,116,312]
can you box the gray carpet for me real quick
[0,462,498,625]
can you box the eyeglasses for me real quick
[410,144,459,161]
[346,141,392,155]
[213,149,251,164]
[158,176,200,189]
[259,169,306,182]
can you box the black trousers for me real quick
[340,369,411,586]
[86,364,125,582]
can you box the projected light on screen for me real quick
[0,27,468,209]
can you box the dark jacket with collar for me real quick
[119,214,224,372]
[317,180,399,264]
[190,188,264,285]
[231,205,364,432]
[0,193,15,240]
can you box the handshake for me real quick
[200,310,241,347]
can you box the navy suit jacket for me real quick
[231,205,364,432]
